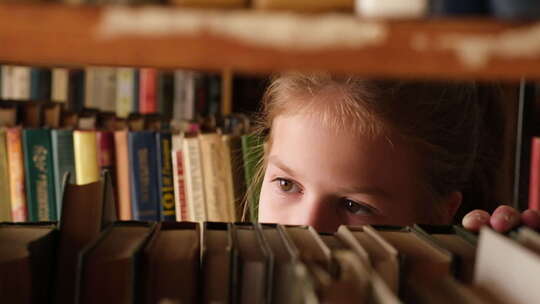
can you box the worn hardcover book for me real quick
[172,133,189,221]
[142,222,200,303]
[6,127,28,221]
[51,129,76,218]
[116,68,136,118]
[183,136,207,222]
[0,129,12,221]
[156,132,176,221]
[22,128,57,221]
[157,71,174,118]
[139,68,157,114]
[73,130,100,185]
[129,131,160,221]
[223,134,245,221]
[52,68,69,103]
[114,130,132,220]
[11,66,31,100]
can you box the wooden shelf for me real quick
[1,3,540,80]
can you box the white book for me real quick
[183,71,196,121]
[52,68,69,103]
[11,66,31,100]
[182,136,207,222]
[116,68,135,118]
[355,0,428,18]
[171,133,187,221]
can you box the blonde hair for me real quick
[246,72,504,222]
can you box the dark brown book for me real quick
[142,221,200,304]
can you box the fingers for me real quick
[521,209,540,230]
[489,205,521,233]
[462,209,490,232]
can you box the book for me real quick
[355,0,429,18]
[30,67,51,101]
[157,71,174,118]
[68,69,85,113]
[139,68,157,114]
[116,68,136,118]
[529,136,540,210]
[51,129,76,219]
[156,132,176,221]
[183,136,207,222]
[11,66,31,100]
[51,68,69,103]
[223,134,245,221]
[0,129,12,221]
[200,133,232,222]
[1,65,11,100]
[172,133,189,221]
[282,225,332,272]
[0,222,58,303]
[96,131,115,187]
[128,131,160,221]
[5,127,28,221]
[73,130,100,185]
[95,67,117,113]
[114,130,132,220]
[78,221,156,304]
[22,128,57,221]
[253,0,353,12]
[54,178,111,304]
[201,222,235,304]
[142,222,200,303]
[232,223,273,304]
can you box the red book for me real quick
[529,137,540,210]
[173,149,189,221]
[139,68,157,114]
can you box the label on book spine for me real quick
[157,133,176,221]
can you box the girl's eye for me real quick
[342,199,375,215]
[274,178,301,193]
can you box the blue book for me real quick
[30,68,52,101]
[51,129,76,218]
[128,131,160,220]
[156,132,176,221]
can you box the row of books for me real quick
[0,65,225,120]
[12,0,540,19]
[3,175,540,303]
[0,124,264,223]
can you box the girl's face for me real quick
[258,113,456,232]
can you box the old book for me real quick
[233,223,273,304]
[51,129,76,219]
[156,132,176,221]
[30,67,51,101]
[0,129,12,221]
[0,222,58,303]
[142,222,200,304]
[11,66,31,100]
[407,276,488,304]
[253,0,352,12]
[172,133,188,221]
[282,225,332,272]
[54,175,116,304]
[200,133,231,222]
[22,128,57,221]
[336,225,399,293]
[96,131,115,188]
[183,135,207,222]
[128,131,160,221]
[222,134,245,221]
[0,106,16,127]
[51,68,69,103]
[116,68,136,118]
[78,222,156,304]
[202,222,234,304]
[6,127,28,221]
[114,130,132,220]
[139,68,157,114]
[1,65,12,100]
[95,67,117,113]
[73,130,100,185]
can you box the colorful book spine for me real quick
[73,130,100,185]
[22,129,57,221]
[128,131,160,221]
[0,129,12,221]
[52,68,69,103]
[6,127,28,221]
[114,130,132,220]
[97,131,115,179]
[156,132,176,221]
[139,68,157,114]
[51,129,76,218]
[172,134,189,221]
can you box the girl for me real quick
[253,72,540,233]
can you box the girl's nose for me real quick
[295,196,339,233]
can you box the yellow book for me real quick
[73,130,100,185]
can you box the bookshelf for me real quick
[1,3,540,80]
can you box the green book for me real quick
[241,133,264,222]
[0,129,12,221]
[51,129,76,218]
[22,129,57,221]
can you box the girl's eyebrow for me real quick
[267,155,298,177]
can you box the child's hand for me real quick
[462,205,540,232]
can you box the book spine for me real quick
[184,71,196,120]
[183,137,207,221]
[84,67,98,110]
[116,68,135,118]
[51,129,76,219]
[1,65,11,100]
[0,129,12,221]
[6,127,28,221]
[173,70,186,121]
[208,74,221,116]
[68,69,85,113]
[158,71,174,119]
[221,135,239,221]
[139,68,157,114]
[114,130,132,220]
[156,132,176,221]
[97,131,116,176]
[172,147,189,221]
[530,137,540,210]
[22,129,57,221]
[194,73,208,117]
[52,68,69,103]
[73,130,100,185]
[12,66,31,101]
[30,68,40,100]
[128,131,160,221]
